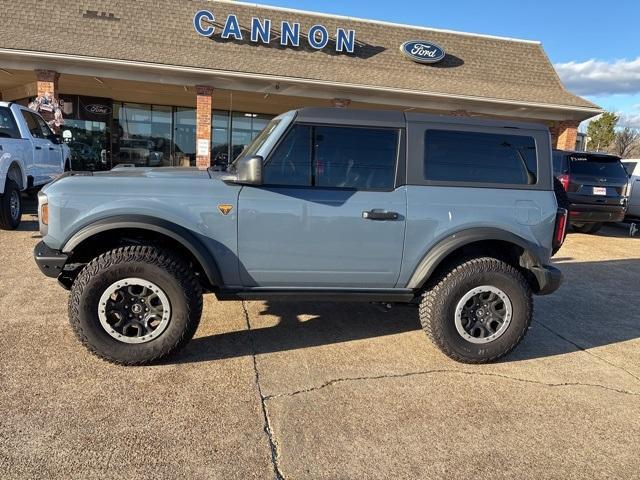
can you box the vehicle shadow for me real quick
[176,302,421,364]
[18,195,39,232]
[172,257,640,365]
[580,223,639,239]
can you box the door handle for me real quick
[363,210,399,221]
[35,146,42,150]
[49,147,56,150]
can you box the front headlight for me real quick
[37,191,48,235]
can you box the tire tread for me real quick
[68,245,203,366]
[419,256,533,364]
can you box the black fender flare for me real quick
[62,215,222,287]
[406,227,547,289]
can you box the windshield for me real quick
[232,118,282,165]
[228,110,297,171]
[569,156,628,179]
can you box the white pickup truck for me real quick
[0,101,69,229]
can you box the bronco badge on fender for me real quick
[218,204,233,215]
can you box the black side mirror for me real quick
[49,133,63,144]
[235,156,263,185]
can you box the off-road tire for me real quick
[0,179,21,230]
[586,222,603,234]
[69,246,203,365]
[572,222,602,234]
[419,257,533,364]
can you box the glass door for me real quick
[59,95,112,171]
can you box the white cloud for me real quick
[554,57,640,96]
[620,113,640,129]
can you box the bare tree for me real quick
[609,126,640,158]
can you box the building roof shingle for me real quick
[0,0,598,112]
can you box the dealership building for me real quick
[0,0,600,170]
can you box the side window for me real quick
[21,111,47,139]
[314,126,398,190]
[424,130,537,185]
[0,107,20,139]
[263,125,312,186]
[33,113,53,138]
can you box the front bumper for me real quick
[530,265,562,296]
[569,203,626,223]
[34,241,68,278]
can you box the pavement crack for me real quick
[241,301,286,480]
[263,369,640,401]
[535,320,640,383]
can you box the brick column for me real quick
[35,69,59,100]
[195,85,214,169]
[550,121,579,150]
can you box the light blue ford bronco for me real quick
[34,108,566,365]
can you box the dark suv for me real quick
[553,150,628,233]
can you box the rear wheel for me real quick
[419,257,532,363]
[0,179,22,230]
[69,246,203,365]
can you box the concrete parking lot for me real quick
[1,198,639,480]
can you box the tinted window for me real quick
[34,113,53,137]
[553,152,569,174]
[21,111,48,139]
[314,126,398,190]
[425,130,537,185]
[624,162,638,176]
[0,107,20,139]
[264,125,311,186]
[569,156,628,179]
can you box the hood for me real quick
[92,166,212,179]
[42,167,235,194]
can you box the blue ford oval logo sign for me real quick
[400,41,446,64]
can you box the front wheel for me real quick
[0,179,22,230]
[69,246,203,365]
[419,257,533,363]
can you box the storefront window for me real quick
[112,103,172,168]
[174,107,196,167]
[212,110,231,167]
[58,95,112,171]
[63,120,109,171]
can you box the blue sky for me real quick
[253,0,640,128]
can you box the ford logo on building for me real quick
[84,104,112,115]
[400,41,446,64]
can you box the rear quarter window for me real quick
[0,107,20,139]
[424,130,537,185]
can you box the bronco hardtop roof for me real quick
[294,107,550,131]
